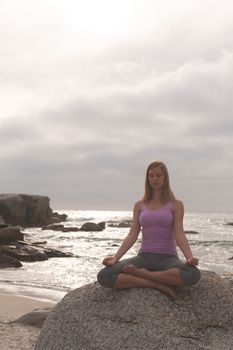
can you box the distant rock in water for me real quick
[118,221,132,228]
[108,220,132,228]
[35,271,233,350]
[0,193,67,227]
[50,212,68,224]
[42,224,65,231]
[80,222,105,231]
[226,222,233,226]
[184,230,200,234]
[42,224,79,232]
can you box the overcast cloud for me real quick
[1,0,233,211]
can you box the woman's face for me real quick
[148,166,165,190]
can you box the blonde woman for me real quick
[97,161,200,299]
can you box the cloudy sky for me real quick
[1,0,233,212]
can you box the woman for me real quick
[97,161,201,299]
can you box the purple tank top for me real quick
[139,201,177,256]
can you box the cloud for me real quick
[0,1,233,210]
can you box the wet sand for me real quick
[0,293,55,350]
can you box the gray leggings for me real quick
[97,252,201,288]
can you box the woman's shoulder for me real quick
[133,200,145,213]
[134,200,144,209]
[172,199,184,211]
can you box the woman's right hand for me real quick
[186,256,199,266]
[102,255,118,267]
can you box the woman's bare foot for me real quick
[122,264,147,277]
[159,285,177,301]
[122,265,176,300]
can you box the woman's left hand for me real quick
[186,256,199,266]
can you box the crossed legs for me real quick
[97,253,200,300]
[113,266,183,300]
[122,265,183,286]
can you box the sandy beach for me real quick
[0,293,56,350]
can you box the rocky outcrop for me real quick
[80,222,105,231]
[0,194,73,268]
[0,253,23,267]
[118,221,132,228]
[35,271,233,350]
[42,224,79,232]
[42,222,106,232]
[49,212,68,224]
[0,214,9,228]
[10,308,53,328]
[0,242,74,262]
[0,193,67,227]
[0,223,74,267]
[0,226,24,244]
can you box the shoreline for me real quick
[0,280,67,303]
[0,293,56,350]
[0,293,56,322]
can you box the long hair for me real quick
[142,161,176,204]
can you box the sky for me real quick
[0,0,233,212]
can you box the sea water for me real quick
[0,210,233,302]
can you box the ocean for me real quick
[0,210,233,302]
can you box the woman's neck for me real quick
[151,191,162,202]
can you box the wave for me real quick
[54,235,123,243]
[0,280,71,302]
[0,279,71,292]
[68,216,95,222]
[191,240,233,247]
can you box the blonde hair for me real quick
[142,161,176,204]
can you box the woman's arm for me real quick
[102,201,142,266]
[173,200,198,266]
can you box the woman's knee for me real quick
[181,266,201,286]
[97,267,117,288]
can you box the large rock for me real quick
[0,253,22,268]
[0,242,74,262]
[0,194,26,226]
[80,222,105,231]
[0,193,62,227]
[0,226,24,244]
[0,214,9,228]
[0,242,48,261]
[35,271,233,350]
[49,211,68,224]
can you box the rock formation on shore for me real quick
[35,270,233,350]
[0,192,108,268]
[0,193,67,227]
[0,193,71,268]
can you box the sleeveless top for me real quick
[139,201,177,256]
